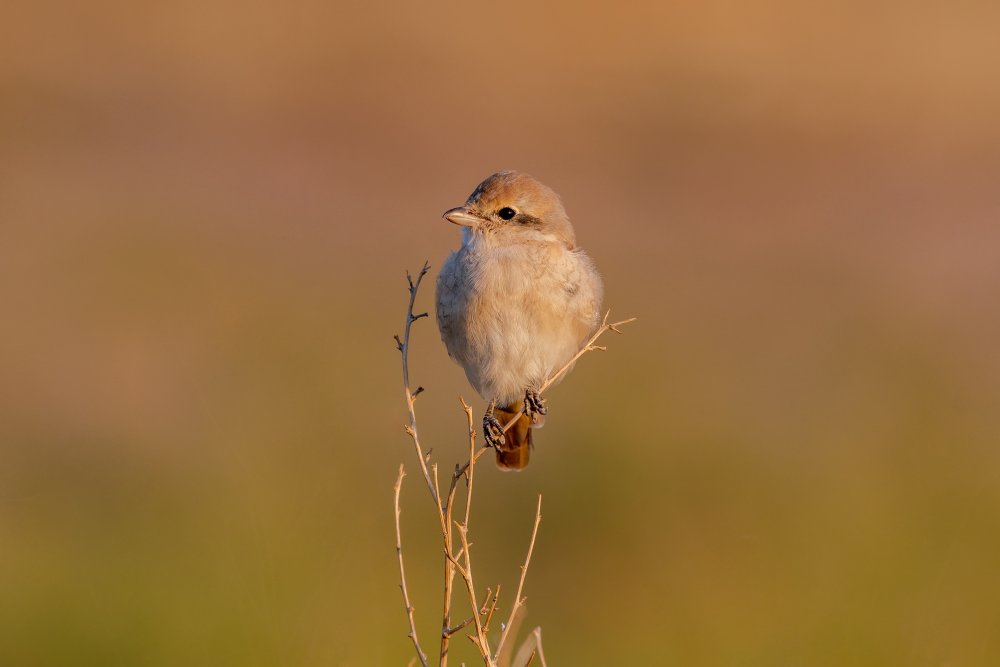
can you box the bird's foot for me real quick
[483,403,505,448]
[524,388,547,424]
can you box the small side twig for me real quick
[493,496,543,662]
[460,398,477,536]
[482,584,500,632]
[398,261,446,523]
[394,465,429,667]
[532,627,549,667]
[503,310,636,431]
[456,310,637,476]
[394,262,634,666]
[453,520,494,663]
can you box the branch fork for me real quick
[392,262,633,665]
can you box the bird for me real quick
[435,171,604,470]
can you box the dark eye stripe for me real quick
[514,213,542,226]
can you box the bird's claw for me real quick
[483,413,505,448]
[524,389,547,422]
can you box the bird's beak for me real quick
[443,206,483,228]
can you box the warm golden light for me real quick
[2,1,999,664]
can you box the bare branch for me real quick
[501,313,636,433]
[455,312,637,477]
[440,488,458,665]
[459,398,477,534]
[477,587,493,615]
[394,262,611,666]
[395,263,463,666]
[532,627,549,667]
[394,465,429,667]
[445,614,476,637]
[493,496,543,662]
[512,627,548,667]
[399,262,445,519]
[453,519,495,665]
[482,584,501,632]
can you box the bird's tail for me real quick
[494,403,532,471]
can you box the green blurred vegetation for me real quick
[2,1,1000,664]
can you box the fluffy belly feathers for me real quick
[436,241,602,405]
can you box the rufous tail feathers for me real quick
[494,403,532,471]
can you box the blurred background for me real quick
[3,0,1000,664]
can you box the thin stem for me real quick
[440,479,456,665]
[396,261,633,666]
[493,496,543,662]
[442,398,478,664]
[455,311,637,477]
[501,312,637,434]
[454,521,495,665]
[396,262,456,666]
[444,614,476,637]
[481,584,500,633]
[532,627,549,667]
[399,262,446,527]
[460,398,477,539]
[394,465,429,667]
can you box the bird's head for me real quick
[443,171,576,248]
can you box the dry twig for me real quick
[455,310,637,476]
[393,262,633,666]
[509,625,547,667]
[493,496,542,663]
[395,465,429,667]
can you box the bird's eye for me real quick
[497,207,517,220]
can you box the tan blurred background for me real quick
[3,0,1000,664]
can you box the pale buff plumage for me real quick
[436,171,603,469]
